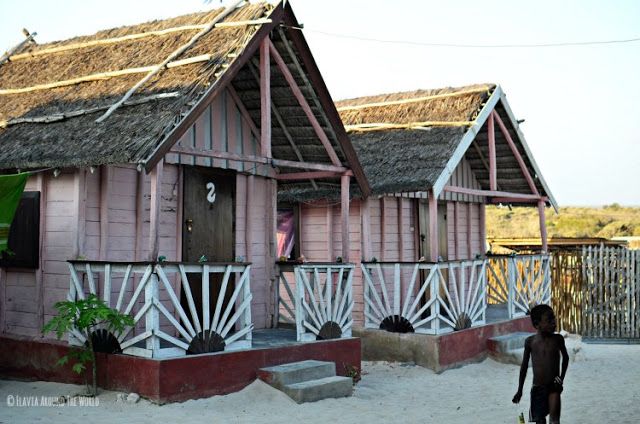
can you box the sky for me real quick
[1,0,639,206]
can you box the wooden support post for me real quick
[380,198,385,261]
[467,203,473,258]
[245,175,254,261]
[176,167,183,262]
[73,169,86,259]
[428,189,438,262]
[538,200,548,253]
[397,198,405,262]
[479,203,486,254]
[149,160,163,261]
[341,175,350,262]
[361,198,372,262]
[326,204,334,261]
[453,202,459,260]
[488,112,497,191]
[134,171,145,261]
[259,38,271,158]
[99,166,111,260]
[36,173,47,333]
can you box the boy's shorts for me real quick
[529,383,563,422]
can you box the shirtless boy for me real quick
[512,304,569,424]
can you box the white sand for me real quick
[1,343,639,424]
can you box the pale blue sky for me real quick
[1,0,639,206]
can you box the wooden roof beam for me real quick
[247,60,318,189]
[276,170,352,181]
[267,38,342,167]
[492,110,539,196]
[169,144,348,173]
[443,185,543,201]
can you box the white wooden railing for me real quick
[362,260,487,335]
[486,254,551,318]
[66,261,252,358]
[277,263,355,342]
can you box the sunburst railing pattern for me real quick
[487,254,551,317]
[66,260,252,358]
[362,260,487,335]
[277,263,354,342]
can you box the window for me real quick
[0,191,40,269]
[276,205,300,260]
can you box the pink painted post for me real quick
[36,173,47,333]
[397,198,404,262]
[428,189,438,262]
[260,38,271,159]
[361,198,372,261]
[326,205,333,261]
[479,203,486,254]
[134,171,144,261]
[379,198,385,261]
[467,203,473,259]
[99,166,110,260]
[538,200,548,253]
[493,111,540,195]
[488,112,497,191]
[149,160,163,261]
[453,202,459,260]
[176,167,183,262]
[245,175,254,261]
[341,174,350,262]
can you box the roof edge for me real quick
[431,85,503,196]
[141,1,284,172]
[281,2,371,197]
[496,92,559,212]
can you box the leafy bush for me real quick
[43,294,134,396]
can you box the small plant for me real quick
[344,364,362,385]
[43,294,134,396]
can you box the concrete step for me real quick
[283,375,353,404]
[257,360,336,391]
[487,332,534,365]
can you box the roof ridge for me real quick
[336,86,494,112]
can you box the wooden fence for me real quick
[582,246,639,340]
[551,251,583,333]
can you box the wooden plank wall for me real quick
[165,88,270,177]
[439,156,483,203]
[446,202,484,260]
[1,165,278,338]
[299,197,417,325]
[236,174,276,329]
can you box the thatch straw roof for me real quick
[0,1,369,196]
[0,3,272,170]
[279,83,556,208]
[336,84,494,195]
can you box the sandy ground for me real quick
[1,343,639,424]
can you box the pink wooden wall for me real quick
[297,197,417,325]
[165,88,271,178]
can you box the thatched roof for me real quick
[0,1,369,196]
[336,84,493,195]
[0,4,270,169]
[279,83,556,207]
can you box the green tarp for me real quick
[0,172,29,254]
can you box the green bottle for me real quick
[518,412,525,424]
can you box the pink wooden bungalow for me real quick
[276,84,558,368]
[0,1,365,401]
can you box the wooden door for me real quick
[181,167,235,337]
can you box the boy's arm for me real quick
[558,335,569,382]
[512,337,531,403]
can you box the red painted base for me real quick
[0,335,361,403]
[436,316,535,369]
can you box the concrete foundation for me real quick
[354,316,534,373]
